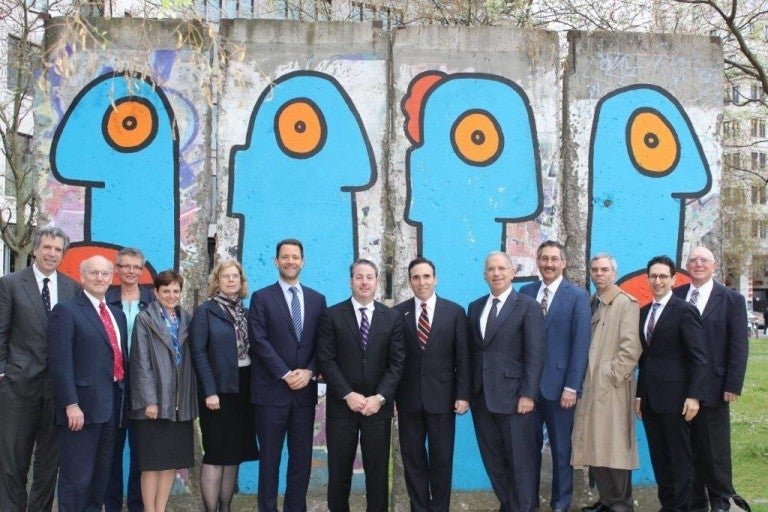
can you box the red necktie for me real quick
[417,302,430,351]
[99,302,124,381]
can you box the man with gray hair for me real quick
[467,251,545,512]
[0,226,80,512]
[572,253,642,512]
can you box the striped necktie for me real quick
[417,301,430,351]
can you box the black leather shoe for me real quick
[580,503,607,512]
[553,508,568,512]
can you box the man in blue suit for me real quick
[249,239,327,512]
[673,247,749,512]
[521,241,591,512]
[48,255,129,512]
[468,251,545,512]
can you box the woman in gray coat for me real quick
[129,270,198,512]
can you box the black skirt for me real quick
[199,365,259,465]
[133,418,194,471]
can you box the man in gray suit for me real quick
[0,226,80,511]
[467,251,546,512]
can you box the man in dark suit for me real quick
[673,247,749,512]
[48,255,129,512]
[394,257,471,512]
[635,255,707,512]
[249,238,327,512]
[520,241,591,512]
[317,258,405,512]
[468,251,545,512]
[0,226,80,512]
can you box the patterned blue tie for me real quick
[289,286,302,341]
[359,307,370,349]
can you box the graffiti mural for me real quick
[34,21,722,497]
[586,85,712,304]
[402,71,543,307]
[50,72,180,276]
[229,71,376,306]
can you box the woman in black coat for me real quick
[190,260,258,512]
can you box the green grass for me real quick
[731,337,768,512]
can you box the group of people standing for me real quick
[0,226,750,512]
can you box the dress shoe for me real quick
[580,502,607,512]
[552,508,569,512]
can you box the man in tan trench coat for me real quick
[572,253,642,512]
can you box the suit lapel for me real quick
[269,283,299,341]
[702,284,723,320]
[401,299,419,345]
[544,281,566,327]
[80,293,112,348]
[341,300,364,350]
[21,268,48,324]
[426,298,448,349]
[485,292,519,344]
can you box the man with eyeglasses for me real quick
[468,251,545,512]
[520,241,591,512]
[572,253,642,512]
[635,255,707,512]
[673,247,749,512]
[48,255,129,512]
[0,226,80,512]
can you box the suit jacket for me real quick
[393,296,471,413]
[673,281,748,405]
[190,298,250,398]
[48,291,129,426]
[317,299,405,418]
[467,289,546,414]
[637,295,707,414]
[249,283,327,407]
[0,266,80,396]
[520,278,591,400]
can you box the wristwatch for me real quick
[376,394,386,406]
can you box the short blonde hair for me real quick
[207,260,249,299]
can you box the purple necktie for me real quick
[359,307,370,349]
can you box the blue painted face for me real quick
[588,85,711,285]
[229,71,375,303]
[50,73,179,271]
[404,73,542,305]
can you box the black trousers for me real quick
[326,411,392,512]
[0,378,59,512]
[690,403,734,511]
[643,408,693,512]
[398,410,455,512]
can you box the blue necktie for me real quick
[289,286,302,341]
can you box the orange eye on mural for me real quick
[451,110,503,166]
[275,99,326,158]
[102,98,158,153]
[627,109,679,175]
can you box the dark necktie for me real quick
[417,302,430,351]
[359,307,370,349]
[289,286,302,341]
[540,287,549,316]
[41,277,51,315]
[646,302,661,342]
[689,288,700,308]
[99,302,124,381]
[484,298,500,340]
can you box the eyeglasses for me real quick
[86,270,113,278]
[687,257,712,264]
[485,266,511,273]
[648,274,672,281]
[537,256,562,263]
[116,264,143,272]
[220,273,241,280]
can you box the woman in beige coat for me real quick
[572,255,643,512]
